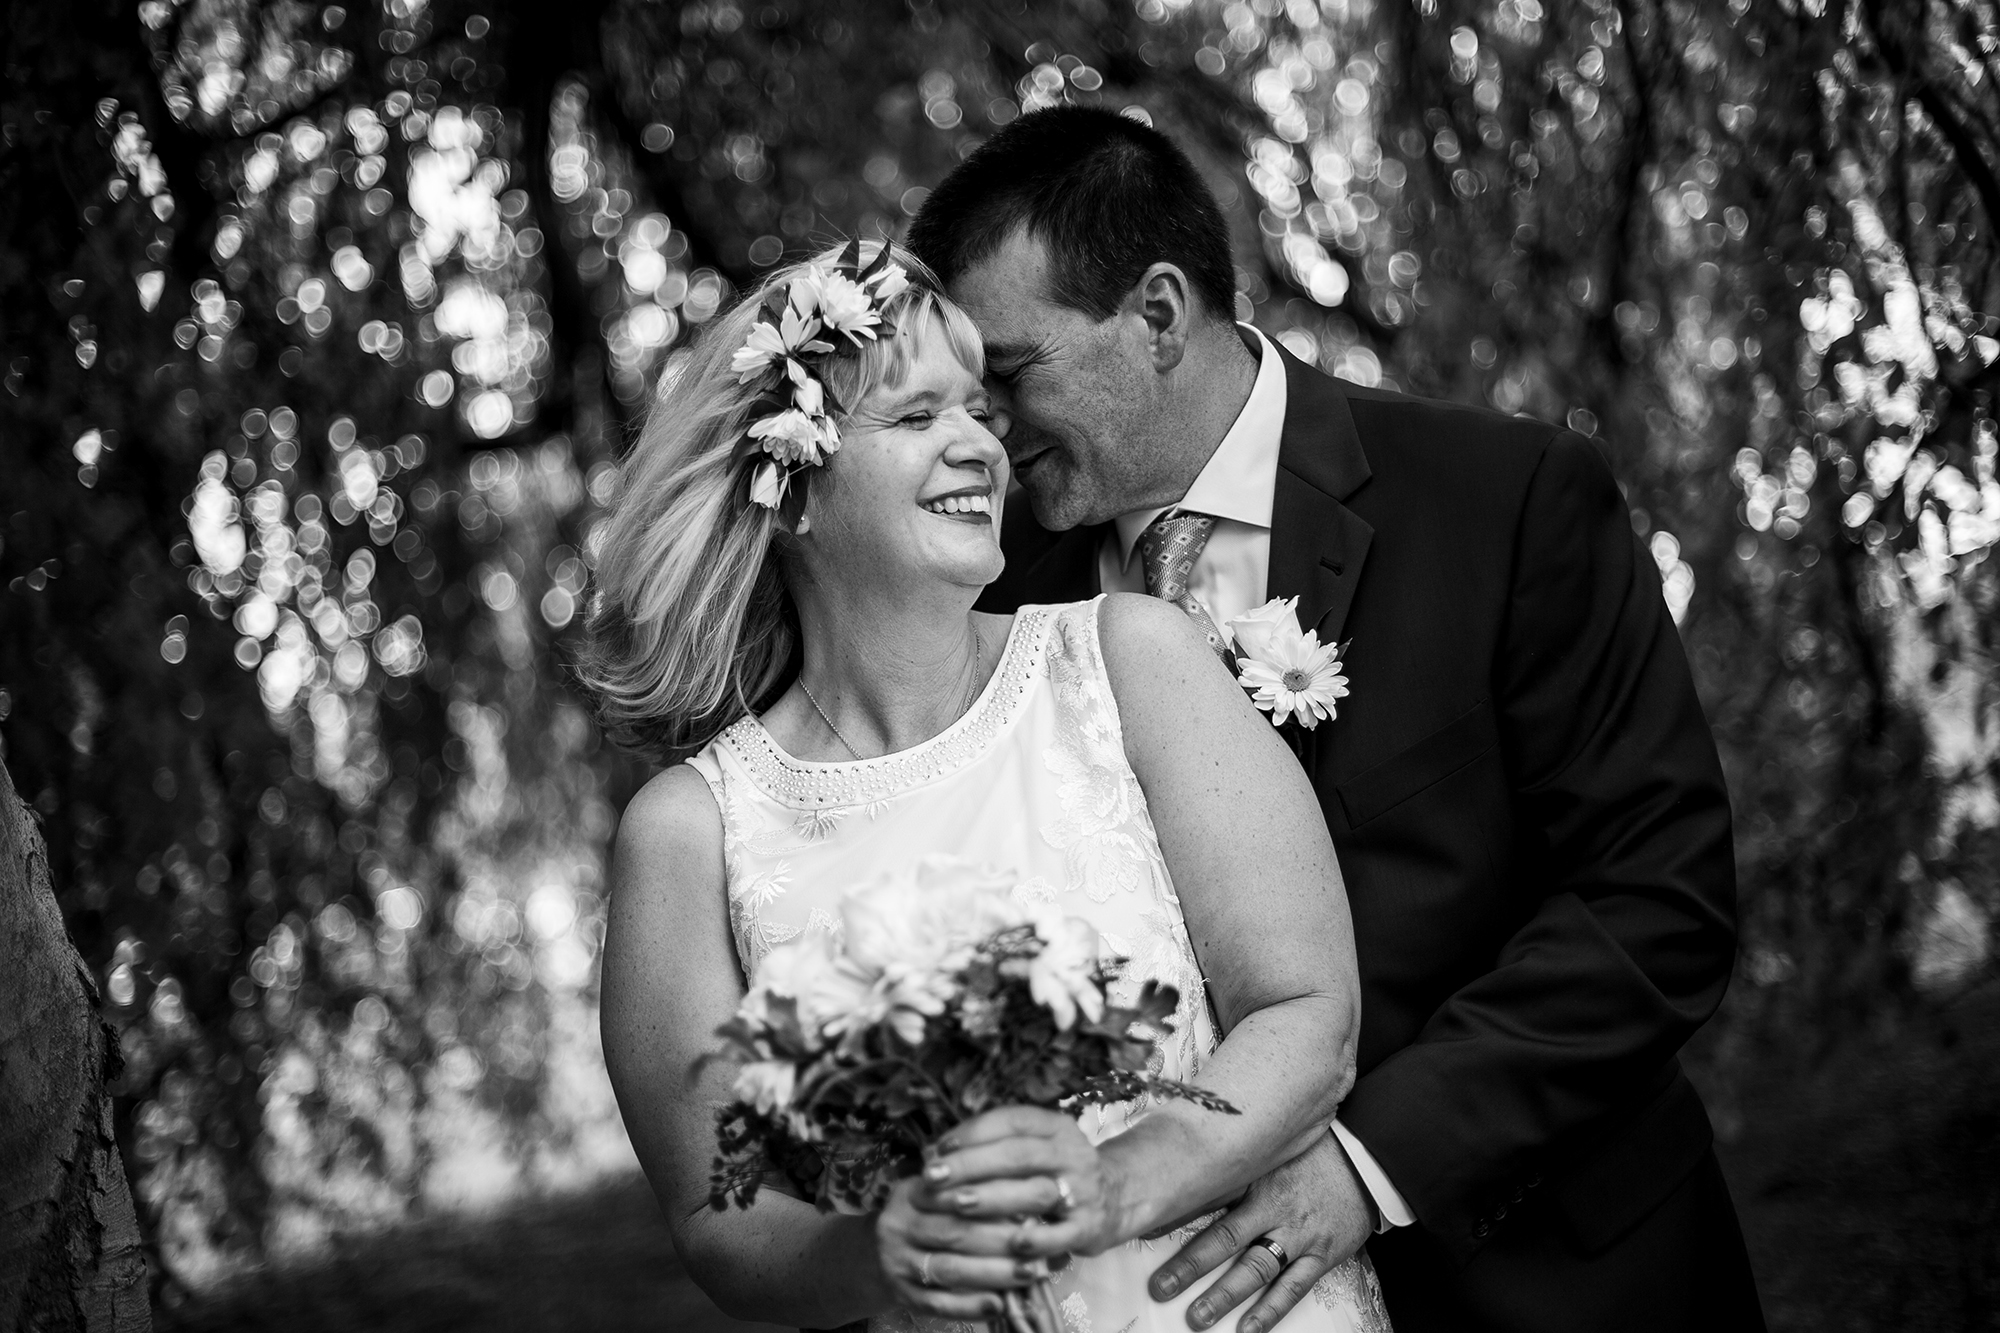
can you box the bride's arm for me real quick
[917,593,1359,1254]
[1097,592,1361,1235]
[601,767,1026,1325]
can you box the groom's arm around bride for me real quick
[913,106,1763,1333]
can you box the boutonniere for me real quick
[1223,596,1349,731]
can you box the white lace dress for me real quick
[685,598,1391,1333]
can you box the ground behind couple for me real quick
[163,978,2000,1333]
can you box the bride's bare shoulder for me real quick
[603,763,731,1011]
[611,763,725,898]
[1094,592,1224,684]
[1092,593,1259,751]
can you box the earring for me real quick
[794,514,811,533]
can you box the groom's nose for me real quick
[999,417,1049,461]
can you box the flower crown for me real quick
[729,240,911,523]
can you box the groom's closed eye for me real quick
[981,340,1040,384]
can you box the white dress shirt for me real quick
[1102,325,1417,1234]
[1096,327,1283,623]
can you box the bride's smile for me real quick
[918,488,993,519]
[799,321,1010,595]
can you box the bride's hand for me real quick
[877,1175,1050,1321]
[916,1106,1125,1260]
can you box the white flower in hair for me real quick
[787,266,825,317]
[748,460,787,509]
[749,409,828,466]
[816,270,881,342]
[786,358,826,417]
[730,322,789,381]
[868,263,910,302]
[736,241,902,509]
[731,305,832,382]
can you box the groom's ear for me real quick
[1130,262,1195,374]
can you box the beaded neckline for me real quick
[717,606,1054,810]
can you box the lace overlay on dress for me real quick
[681,599,1389,1333]
[1040,602,1212,1113]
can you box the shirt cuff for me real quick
[1330,1119,1415,1233]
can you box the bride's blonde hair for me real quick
[577,241,985,763]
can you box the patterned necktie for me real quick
[1139,510,1230,658]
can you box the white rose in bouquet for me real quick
[1019,912,1105,1031]
[731,1059,797,1117]
[750,928,877,1047]
[843,856,1027,1042]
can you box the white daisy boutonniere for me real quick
[1224,596,1349,730]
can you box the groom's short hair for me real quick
[909,106,1236,323]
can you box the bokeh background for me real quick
[3,0,1997,1328]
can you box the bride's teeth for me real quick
[924,495,991,515]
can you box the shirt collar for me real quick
[1113,323,1289,569]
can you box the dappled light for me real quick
[4,0,2000,1324]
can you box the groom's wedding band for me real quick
[919,1251,937,1288]
[1249,1235,1289,1270]
[1050,1174,1075,1218]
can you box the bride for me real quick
[581,241,1390,1333]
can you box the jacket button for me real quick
[1511,1187,1526,1203]
[1493,1204,1508,1221]
[1472,1221,1490,1239]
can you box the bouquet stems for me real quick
[994,1275,1064,1333]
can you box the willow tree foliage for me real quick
[2,0,1995,1282]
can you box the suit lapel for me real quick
[1266,343,1374,648]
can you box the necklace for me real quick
[799,623,984,761]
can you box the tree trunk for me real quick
[0,760,151,1332]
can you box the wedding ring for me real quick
[1249,1235,1289,1271]
[1050,1174,1075,1219]
[919,1251,937,1288]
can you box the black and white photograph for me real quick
[1,2,1994,1331]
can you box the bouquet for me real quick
[708,855,1236,1331]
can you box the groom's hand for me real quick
[1148,1129,1375,1333]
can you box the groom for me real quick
[910,108,1762,1332]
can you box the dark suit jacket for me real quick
[977,346,1761,1330]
